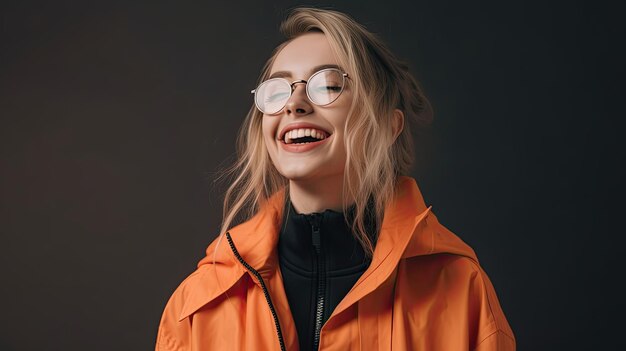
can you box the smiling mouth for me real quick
[281,128,330,144]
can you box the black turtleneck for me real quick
[277,199,377,351]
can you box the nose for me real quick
[284,82,312,116]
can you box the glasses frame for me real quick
[251,68,349,115]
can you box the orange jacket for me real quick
[156,177,515,350]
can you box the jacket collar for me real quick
[178,176,477,321]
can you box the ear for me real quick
[391,109,405,142]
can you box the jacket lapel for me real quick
[329,178,433,318]
[177,190,286,321]
[328,176,479,324]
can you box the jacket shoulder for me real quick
[400,254,515,349]
[440,255,516,349]
[469,259,516,349]
[155,268,208,351]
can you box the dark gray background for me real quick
[1,0,624,350]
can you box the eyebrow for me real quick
[269,64,344,79]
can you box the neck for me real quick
[288,175,355,214]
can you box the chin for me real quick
[279,167,346,185]
[277,168,317,181]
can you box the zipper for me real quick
[308,214,325,351]
[225,232,286,351]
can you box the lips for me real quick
[279,122,331,141]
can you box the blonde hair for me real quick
[216,7,432,258]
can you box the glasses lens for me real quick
[307,69,345,106]
[254,78,291,114]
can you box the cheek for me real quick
[261,120,279,165]
[261,119,275,145]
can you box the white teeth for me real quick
[283,128,327,144]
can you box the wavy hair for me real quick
[215,7,432,258]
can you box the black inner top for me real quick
[277,199,377,351]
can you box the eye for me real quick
[312,84,342,93]
[265,92,290,102]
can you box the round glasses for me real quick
[251,68,349,115]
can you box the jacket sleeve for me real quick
[474,330,516,351]
[472,265,516,351]
[155,276,195,351]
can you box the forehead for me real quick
[270,32,339,78]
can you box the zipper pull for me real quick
[308,213,322,252]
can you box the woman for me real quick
[156,7,515,351]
